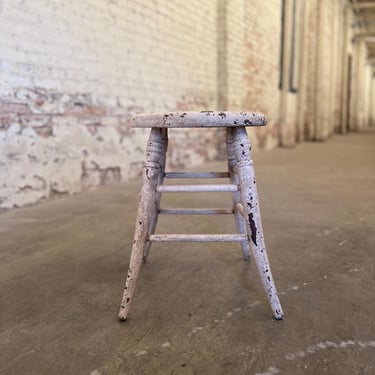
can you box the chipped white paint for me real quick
[119,112,283,321]
[339,240,347,246]
[227,312,233,317]
[231,126,283,319]
[161,342,170,348]
[149,234,248,242]
[131,111,267,128]
[165,172,229,179]
[119,128,164,321]
[142,127,168,263]
[157,184,238,193]
[159,208,234,215]
[227,127,251,260]
[135,350,148,357]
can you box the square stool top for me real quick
[131,111,267,128]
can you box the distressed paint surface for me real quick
[0,89,145,210]
[132,111,267,128]
[232,126,284,320]
[142,128,168,263]
[226,127,251,261]
[119,112,283,321]
[0,91,224,211]
[119,128,164,321]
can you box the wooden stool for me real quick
[119,111,284,321]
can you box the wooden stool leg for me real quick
[142,128,168,263]
[226,128,251,261]
[232,126,284,320]
[119,128,164,321]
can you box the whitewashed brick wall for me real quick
[243,0,281,149]
[3,0,357,211]
[0,0,218,106]
[0,0,221,210]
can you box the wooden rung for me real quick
[156,184,238,193]
[159,208,234,215]
[149,234,248,242]
[165,172,229,179]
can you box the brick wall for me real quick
[1,0,286,211]
[0,1,218,106]
[217,0,281,150]
[1,0,369,210]
[0,0,222,210]
[243,0,281,150]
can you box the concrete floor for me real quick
[1,130,375,375]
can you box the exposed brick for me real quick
[33,125,53,138]
[0,113,18,129]
[0,101,30,114]
[0,0,368,211]
[63,103,107,117]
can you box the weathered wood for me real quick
[226,127,251,261]
[157,184,238,193]
[119,111,284,322]
[165,172,229,179]
[131,111,267,128]
[232,126,284,320]
[159,208,234,215]
[142,128,169,263]
[118,128,164,321]
[149,234,248,242]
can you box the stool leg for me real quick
[226,127,251,261]
[232,126,284,320]
[119,128,164,321]
[142,128,168,263]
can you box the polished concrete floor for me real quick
[1,130,375,375]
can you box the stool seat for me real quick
[119,111,284,322]
[131,111,267,128]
